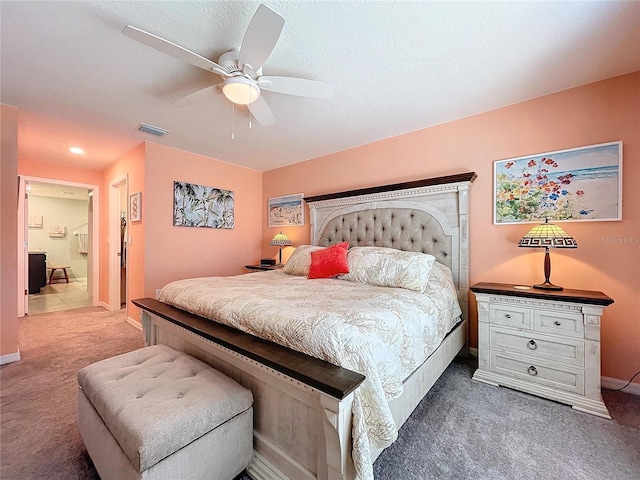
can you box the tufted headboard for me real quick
[304,173,477,322]
[316,207,452,270]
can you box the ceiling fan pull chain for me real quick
[231,103,236,140]
[249,88,253,129]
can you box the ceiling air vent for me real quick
[137,123,169,137]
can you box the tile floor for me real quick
[28,278,93,314]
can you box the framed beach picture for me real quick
[494,141,622,224]
[268,193,304,227]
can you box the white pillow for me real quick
[426,260,454,292]
[283,245,324,276]
[340,246,435,292]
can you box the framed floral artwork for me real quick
[493,141,622,224]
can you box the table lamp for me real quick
[270,231,293,265]
[517,218,577,291]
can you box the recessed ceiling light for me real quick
[69,147,85,154]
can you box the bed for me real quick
[133,172,476,480]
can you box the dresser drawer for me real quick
[490,351,585,395]
[533,310,584,339]
[490,327,585,367]
[489,304,530,329]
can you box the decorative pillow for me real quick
[283,245,324,276]
[426,260,460,296]
[426,260,451,291]
[307,242,350,279]
[341,246,435,292]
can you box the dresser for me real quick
[470,282,614,418]
[28,252,47,294]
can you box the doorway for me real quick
[17,176,100,316]
[109,176,128,313]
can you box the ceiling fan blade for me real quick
[238,4,284,73]
[258,76,335,98]
[123,25,228,77]
[247,96,275,126]
[171,85,220,108]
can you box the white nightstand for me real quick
[471,282,614,418]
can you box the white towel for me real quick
[78,232,88,254]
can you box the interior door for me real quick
[17,177,28,317]
[87,191,94,300]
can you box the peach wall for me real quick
[16,141,262,328]
[101,144,145,320]
[17,157,102,186]
[262,72,640,384]
[1,104,19,361]
[143,142,263,297]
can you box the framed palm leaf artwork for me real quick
[173,181,234,229]
[494,141,622,224]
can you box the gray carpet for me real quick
[373,359,640,480]
[1,306,638,479]
[0,307,144,480]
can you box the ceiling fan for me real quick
[123,4,335,126]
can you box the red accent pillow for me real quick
[307,242,350,279]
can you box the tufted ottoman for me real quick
[77,344,253,480]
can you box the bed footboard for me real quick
[134,298,364,480]
[133,298,466,479]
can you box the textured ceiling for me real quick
[2,1,639,172]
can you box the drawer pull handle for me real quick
[528,366,538,376]
[505,314,512,319]
[527,340,537,350]
[554,320,562,326]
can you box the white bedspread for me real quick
[159,267,461,479]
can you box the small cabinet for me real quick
[471,282,613,419]
[28,252,47,294]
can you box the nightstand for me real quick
[470,282,614,418]
[244,264,283,272]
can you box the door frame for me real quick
[17,176,100,316]
[109,175,128,312]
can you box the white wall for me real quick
[28,196,89,279]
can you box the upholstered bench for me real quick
[77,344,253,480]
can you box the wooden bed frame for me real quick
[133,172,476,480]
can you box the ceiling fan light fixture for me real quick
[222,77,260,105]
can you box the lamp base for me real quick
[533,281,563,291]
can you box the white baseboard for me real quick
[602,376,640,396]
[468,347,478,358]
[99,301,110,309]
[126,317,142,331]
[0,350,21,365]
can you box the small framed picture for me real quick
[28,215,43,228]
[268,193,304,227]
[129,192,142,222]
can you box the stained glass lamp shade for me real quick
[518,219,577,291]
[270,231,293,265]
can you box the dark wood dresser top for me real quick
[470,282,614,306]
